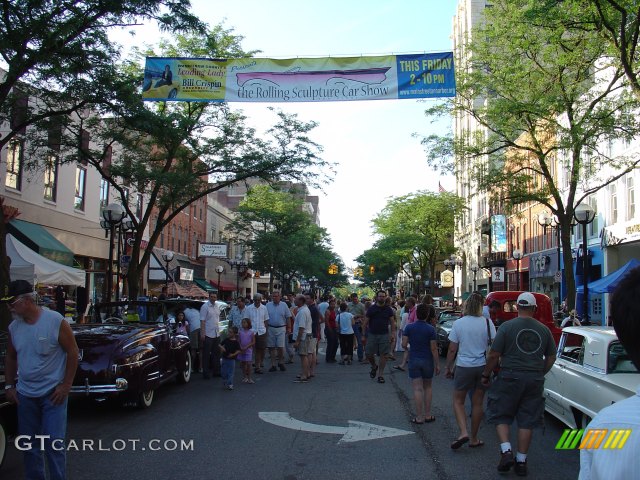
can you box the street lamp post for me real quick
[574,203,596,325]
[229,259,248,299]
[387,276,394,296]
[539,211,563,310]
[470,263,479,292]
[415,274,421,297]
[512,249,522,291]
[101,203,125,302]
[162,250,175,288]
[215,265,225,300]
[309,276,318,299]
[444,255,462,306]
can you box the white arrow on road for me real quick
[259,411,414,443]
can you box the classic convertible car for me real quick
[70,301,192,408]
[544,326,638,428]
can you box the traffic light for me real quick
[328,264,338,275]
[369,265,375,275]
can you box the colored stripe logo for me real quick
[555,429,632,450]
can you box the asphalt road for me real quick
[3,346,580,480]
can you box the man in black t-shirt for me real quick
[362,290,396,384]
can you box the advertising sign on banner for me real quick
[198,243,228,258]
[440,270,453,288]
[142,53,456,103]
[492,267,505,283]
[491,215,507,253]
[179,268,194,281]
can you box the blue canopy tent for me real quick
[577,259,640,294]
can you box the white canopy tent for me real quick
[6,234,85,286]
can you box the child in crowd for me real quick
[238,318,256,384]
[175,311,189,335]
[220,326,241,390]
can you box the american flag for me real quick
[438,182,447,193]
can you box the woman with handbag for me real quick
[445,293,496,449]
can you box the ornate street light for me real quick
[574,203,596,325]
[538,211,563,310]
[229,259,248,299]
[101,203,125,302]
[162,250,175,288]
[415,274,422,297]
[512,249,523,291]
[215,265,225,299]
[444,255,462,306]
[470,263,479,292]
[309,276,318,298]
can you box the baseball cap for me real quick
[1,279,34,302]
[517,292,537,307]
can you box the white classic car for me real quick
[544,326,639,428]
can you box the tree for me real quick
[225,185,347,293]
[45,28,330,300]
[421,0,640,311]
[0,1,203,326]
[371,191,464,290]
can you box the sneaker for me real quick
[497,450,514,473]
[227,385,234,390]
[514,461,527,477]
[278,364,286,372]
[268,366,277,372]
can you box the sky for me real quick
[118,0,457,270]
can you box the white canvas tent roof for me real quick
[6,234,85,286]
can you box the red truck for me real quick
[485,291,562,345]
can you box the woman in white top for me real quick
[445,293,496,449]
[336,302,355,365]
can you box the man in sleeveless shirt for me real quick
[4,280,79,480]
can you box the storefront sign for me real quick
[198,243,228,258]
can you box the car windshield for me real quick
[608,342,639,374]
[93,302,165,324]
[440,320,456,330]
[439,313,460,323]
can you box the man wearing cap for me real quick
[481,292,556,477]
[3,280,79,480]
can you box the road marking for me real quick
[258,411,414,443]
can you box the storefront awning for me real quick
[209,279,238,292]
[194,278,216,292]
[9,219,75,266]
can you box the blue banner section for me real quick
[395,52,456,99]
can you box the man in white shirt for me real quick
[292,294,313,383]
[200,292,221,378]
[243,293,269,374]
[265,291,292,372]
[579,267,640,480]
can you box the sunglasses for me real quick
[9,295,27,306]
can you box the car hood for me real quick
[72,323,163,376]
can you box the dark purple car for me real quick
[70,301,191,408]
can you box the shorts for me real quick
[408,357,434,379]
[255,332,267,350]
[267,326,286,348]
[365,333,391,357]
[453,365,488,392]
[296,336,315,356]
[485,370,546,429]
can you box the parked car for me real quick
[70,300,192,408]
[435,310,462,356]
[485,291,562,345]
[544,326,638,428]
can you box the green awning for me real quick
[8,219,75,266]
[194,278,216,293]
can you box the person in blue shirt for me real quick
[402,303,440,424]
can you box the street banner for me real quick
[142,53,455,103]
[491,215,507,253]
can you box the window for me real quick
[74,165,86,211]
[608,342,637,374]
[559,332,585,365]
[177,227,182,253]
[588,196,598,237]
[610,184,618,224]
[171,225,176,251]
[627,176,635,221]
[192,233,197,257]
[136,194,143,220]
[99,179,109,209]
[43,154,58,201]
[5,140,23,190]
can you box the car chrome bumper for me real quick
[71,377,129,395]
